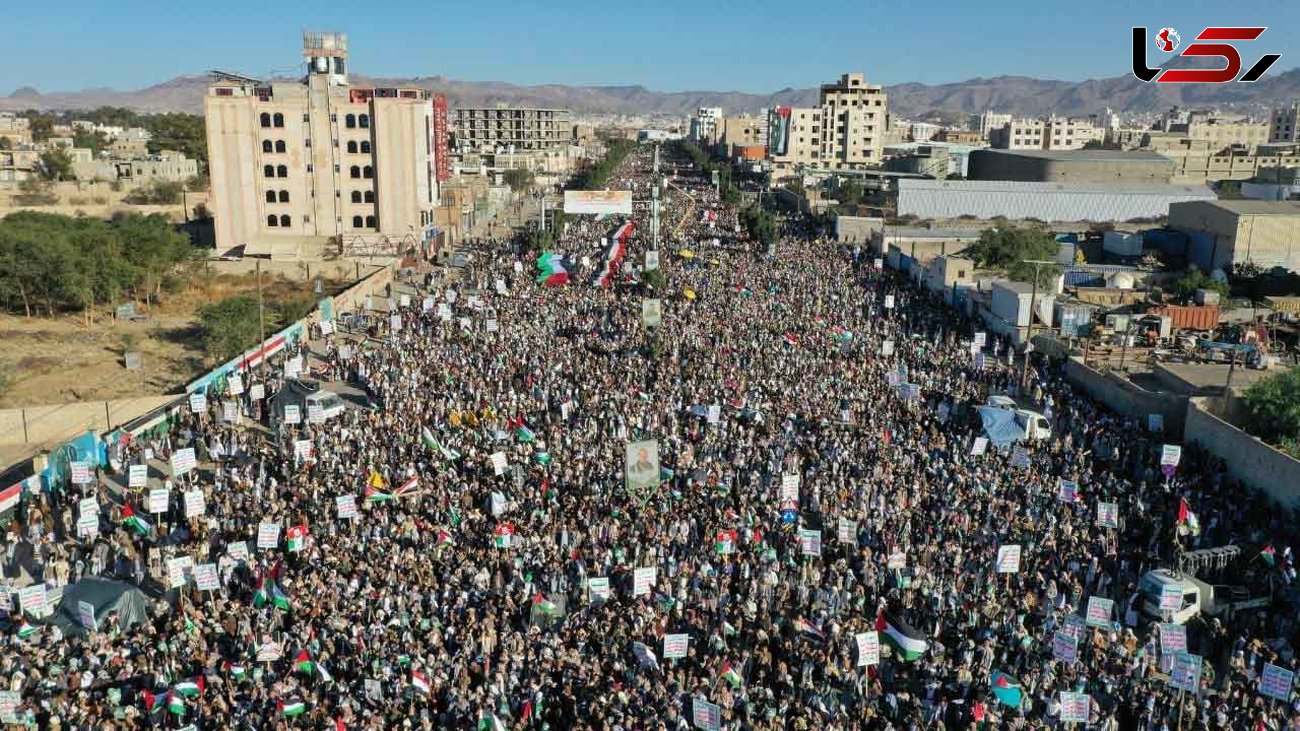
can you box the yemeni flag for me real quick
[121,504,152,537]
[17,620,38,639]
[517,425,536,443]
[364,485,394,503]
[294,649,314,674]
[166,690,186,716]
[393,476,420,497]
[715,530,737,555]
[990,670,1024,708]
[535,252,570,286]
[174,676,204,698]
[493,523,515,549]
[876,609,928,662]
[412,669,431,694]
[0,482,20,514]
[797,617,826,642]
[721,662,743,688]
[286,524,309,552]
[280,699,308,717]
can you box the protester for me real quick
[1,144,1297,731]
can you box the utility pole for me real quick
[1020,259,1056,388]
[256,259,267,377]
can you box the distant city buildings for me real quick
[1271,102,1299,143]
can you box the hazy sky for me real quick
[1,0,1296,94]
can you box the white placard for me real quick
[0,690,21,724]
[76,513,99,538]
[284,356,303,378]
[222,401,239,424]
[588,577,612,602]
[256,640,281,662]
[147,487,169,514]
[307,404,325,424]
[887,549,907,569]
[283,405,302,424]
[1160,444,1182,467]
[189,393,207,413]
[974,331,987,347]
[293,439,314,461]
[1096,501,1119,529]
[399,294,411,308]
[971,437,989,456]
[490,452,508,476]
[18,584,47,615]
[79,497,99,518]
[486,319,499,333]
[444,288,458,303]
[336,494,358,519]
[996,544,1022,573]
[495,278,509,295]
[70,461,93,485]
[880,340,895,356]
[663,633,689,660]
[1053,631,1078,663]
[249,383,265,400]
[184,490,206,518]
[77,600,97,631]
[170,448,197,477]
[837,518,857,544]
[256,522,281,550]
[227,541,249,562]
[318,319,334,335]
[633,567,657,597]
[884,294,895,309]
[780,474,799,502]
[128,464,148,488]
[437,303,452,321]
[166,557,188,588]
[390,313,403,332]
[227,373,244,395]
[1058,479,1078,503]
[855,631,880,666]
[422,296,435,312]
[1059,692,1091,723]
[1260,663,1294,701]
[798,528,822,557]
[193,563,220,591]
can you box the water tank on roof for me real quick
[1108,272,1136,290]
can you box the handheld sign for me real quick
[1085,596,1114,628]
[184,490,206,518]
[147,487,169,514]
[170,448,197,477]
[256,522,281,550]
[1159,623,1188,653]
[189,393,207,414]
[18,585,47,616]
[193,563,220,591]
[227,541,250,562]
[663,634,689,660]
[336,495,358,519]
[1260,663,1295,701]
[70,461,93,485]
[77,600,97,631]
[1096,501,1119,529]
[1053,631,1078,663]
[995,545,1022,574]
[76,513,99,538]
[1170,652,1202,692]
[798,529,822,557]
[1160,444,1182,468]
[128,464,148,488]
[855,631,880,667]
[633,567,657,597]
[780,474,799,502]
[588,577,611,602]
[1059,692,1090,723]
[837,518,857,544]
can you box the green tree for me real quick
[741,205,777,248]
[123,180,184,205]
[197,295,262,362]
[38,148,75,181]
[1240,367,1300,458]
[502,168,535,192]
[145,113,208,163]
[833,179,864,207]
[966,225,1061,287]
[27,113,55,142]
[72,129,109,154]
[1170,267,1228,302]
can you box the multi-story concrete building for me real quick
[717,116,765,157]
[1043,117,1104,150]
[690,107,723,145]
[909,122,940,142]
[205,32,439,259]
[1186,119,1270,151]
[978,111,1013,140]
[0,113,33,146]
[936,129,982,145]
[990,119,1045,150]
[450,107,572,153]
[769,72,887,174]
[1168,200,1300,272]
[1269,102,1299,144]
[73,150,200,184]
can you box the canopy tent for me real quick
[46,578,151,637]
[267,379,321,428]
[978,407,1025,447]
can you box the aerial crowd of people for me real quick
[2,143,1299,731]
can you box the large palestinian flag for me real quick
[876,609,928,661]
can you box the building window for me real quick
[279,190,289,203]
[349,191,361,203]
[303,215,311,224]
[275,140,286,153]
[359,114,370,129]
[273,113,284,128]
[347,141,358,153]
[276,165,288,178]
[345,114,357,129]
[263,164,275,178]
[260,113,271,128]
[350,165,361,179]
[364,190,374,203]
[303,114,310,123]
[352,215,363,228]
[267,214,278,227]
[262,140,273,153]
[365,215,376,227]
[363,165,374,179]
[305,138,311,148]
[279,214,290,227]
[265,190,276,203]
[360,141,371,153]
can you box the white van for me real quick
[986,396,1051,440]
[305,391,347,421]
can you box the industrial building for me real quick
[449,107,572,153]
[204,32,442,259]
[968,149,1174,184]
[896,179,1215,222]
[1168,200,1300,273]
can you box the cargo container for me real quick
[1103,230,1143,257]
[1055,304,1096,337]
[1149,304,1220,331]
[991,281,1055,328]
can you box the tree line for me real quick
[0,211,199,321]
[15,106,208,164]
[571,138,637,190]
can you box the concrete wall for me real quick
[1185,397,1300,508]
[0,396,175,448]
[1064,357,1189,437]
[969,150,1174,184]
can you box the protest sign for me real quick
[1053,631,1078,663]
[147,487,169,514]
[996,544,1021,573]
[663,634,689,660]
[1059,692,1090,723]
[1160,444,1182,467]
[884,295,895,309]
[692,697,721,731]
[588,577,611,602]
[0,691,19,724]
[1058,479,1078,503]
[633,567,657,596]
[837,518,857,544]
[77,513,99,537]
[170,448,197,477]
[227,373,244,395]
[336,495,358,519]
[625,440,660,493]
[971,437,988,456]
[256,522,281,550]
[78,600,97,631]
[193,563,220,591]
[307,403,325,424]
[227,541,249,562]
[798,528,822,557]
[1170,652,1202,692]
[1010,446,1030,468]
[249,383,265,400]
[18,585,47,616]
[490,452,508,476]
[222,401,239,424]
[189,393,207,414]
[129,464,148,488]
[70,461,93,485]
[166,557,189,588]
[1160,583,1182,613]
[780,474,799,501]
[1160,623,1188,654]
[855,631,880,667]
[1096,501,1119,529]
[283,405,301,424]
[1260,663,1295,701]
[1086,596,1114,628]
[887,549,907,570]
[184,490,206,518]
[79,497,98,518]
[632,641,658,669]
[641,299,663,328]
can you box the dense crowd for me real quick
[2,145,1299,731]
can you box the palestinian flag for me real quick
[990,670,1023,708]
[295,649,314,674]
[17,620,38,639]
[535,451,551,465]
[121,504,151,537]
[478,713,507,731]
[393,476,419,497]
[142,690,165,715]
[280,699,308,717]
[253,576,271,608]
[174,677,204,698]
[876,609,928,661]
[535,252,570,287]
[271,583,292,612]
[721,662,743,688]
[532,591,560,616]
[797,617,826,642]
[227,663,247,681]
[715,530,737,555]
[167,690,186,716]
[1261,544,1277,566]
[286,524,309,552]
[364,485,394,503]
[412,670,431,694]
[494,523,515,549]
[517,425,536,443]
[420,426,438,452]
[1177,498,1200,536]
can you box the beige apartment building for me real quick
[991,117,1102,151]
[1186,119,1270,151]
[1269,102,1299,144]
[205,32,438,259]
[769,72,888,174]
[450,107,572,153]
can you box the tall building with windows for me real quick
[1270,102,1300,143]
[205,32,439,258]
[768,72,888,174]
[449,107,572,153]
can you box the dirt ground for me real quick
[0,273,346,409]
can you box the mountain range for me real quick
[3,68,1299,119]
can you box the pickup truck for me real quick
[1137,569,1270,625]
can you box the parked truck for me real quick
[1137,545,1273,625]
